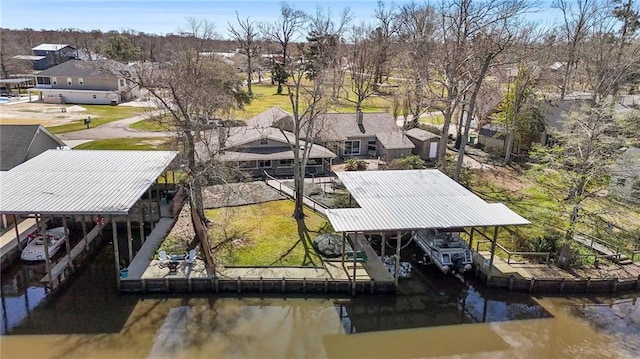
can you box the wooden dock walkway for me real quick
[473,250,640,293]
[265,179,329,216]
[41,223,103,285]
[574,234,633,264]
[125,217,180,279]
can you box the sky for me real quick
[1,0,559,38]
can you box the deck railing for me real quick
[475,239,552,265]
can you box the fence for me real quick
[119,276,394,295]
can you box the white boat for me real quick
[413,230,473,275]
[20,227,66,261]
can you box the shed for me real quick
[405,128,440,160]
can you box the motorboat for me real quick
[20,227,66,261]
[413,230,472,275]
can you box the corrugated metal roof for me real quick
[326,170,530,232]
[0,149,177,215]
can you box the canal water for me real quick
[1,238,639,358]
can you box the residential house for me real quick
[34,59,137,104]
[196,126,336,178]
[610,147,640,204]
[0,124,66,228]
[13,44,79,71]
[405,128,441,161]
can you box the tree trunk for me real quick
[504,130,515,164]
[246,56,253,97]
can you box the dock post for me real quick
[488,226,500,281]
[370,279,375,294]
[612,278,618,293]
[529,278,535,293]
[381,232,386,258]
[303,277,307,294]
[260,276,263,294]
[138,200,145,243]
[394,230,401,287]
[81,218,88,251]
[126,215,133,264]
[13,215,22,250]
[324,277,328,293]
[509,275,514,291]
[353,232,358,297]
[237,276,241,293]
[112,217,121,290]
[560,278,566,293]
[636,275,640,291]
[281,277,286,293]
[62,216,73,270]
[38,215,52,283]
[587,277,592,291]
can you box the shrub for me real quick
[344,158,368,171]
[386,155,426,170]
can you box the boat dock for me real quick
[0,217,41,271]
[41,222,104,287]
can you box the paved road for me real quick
[57,110,171,143]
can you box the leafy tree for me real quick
[496,65,545,164]
[102,33,142,62]
[529,105,626,240]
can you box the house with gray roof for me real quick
[0,124,66,171]
[250,108,416,161]
[34,59,137,105]
[30,43,78,70]
[196,126,336,177]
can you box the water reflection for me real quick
[340,264,550,334]
[1,240,639,358]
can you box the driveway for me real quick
[57,110,172,145]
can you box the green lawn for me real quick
[235,83,394,120]
[130,114,174,132]
[47,105,149,134]
[74,137,173,150]
[206,200,330,266]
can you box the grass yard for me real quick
[130,113,175,132]
[206,200,330,266]
[234,83,394,120]
[47,105,149,134]
[74,137,173,150]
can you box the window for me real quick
[52,77,57,85]
[260,138,268,145]
[119,79,125,87]
[78,78,84,85]
[632,181,640,199]
[67,77,72,86]
[344,140,361,155]
[616,178,627,186]
[279,159,294,167]
[258,160,272,168]
[368,140,376,152]
[92,95,97,99]
[239,161,256,169]
[36,76,51,85]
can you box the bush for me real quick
[385,155,426,170]
[344,158,368,171]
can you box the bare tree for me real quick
[372,1,397,88]
[553,0,599,99]
[261,1,307,94]
[395,1,438,128]
[284,55,332,219]
[306,6,352,100]
[346,24,379,110]
[228,12,261,97]
[583,0,640,103]
[131,18,250,268]
[452,2,533,180]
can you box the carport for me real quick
[0,149,178,289]
[326,170,530,294]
